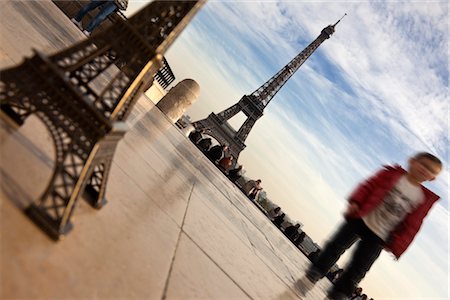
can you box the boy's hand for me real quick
[390,253,399,261]
[344,202,359,217]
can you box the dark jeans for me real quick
[74,0,118,32]
[306,218,383,298]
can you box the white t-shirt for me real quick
[363,176,424,241]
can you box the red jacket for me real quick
[347,165,440,259]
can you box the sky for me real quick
[127,1,450,298]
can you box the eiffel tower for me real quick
[193,16,345,160]
[0,1,204,240]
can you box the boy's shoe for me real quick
[82,30,91,37]
[294,275,316,296]
[326,288,348,300]
[70,18,83,30]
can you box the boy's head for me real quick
[408,152,442,183]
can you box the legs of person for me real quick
[306,218,361,282]
[329,228,383,298]
[74,0,108,22]
[85,1,117,33]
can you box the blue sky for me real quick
[130,1,449,298]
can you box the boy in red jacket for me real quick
[298,152,442,299]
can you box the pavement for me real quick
[0,1,333,299]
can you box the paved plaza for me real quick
[0,1,332,299]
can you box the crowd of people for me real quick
[244,185,310,250]
[189,128,245,181]
[189,128,441,300]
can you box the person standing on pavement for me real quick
[297,152,442,299]
[71,0,128,36]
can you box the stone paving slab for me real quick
[0,1,333,299]
[165,233,252,300]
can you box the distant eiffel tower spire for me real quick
[252,14,347,108]
[194,16,345,160]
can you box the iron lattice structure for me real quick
[194,20,341,160]
[0,0,204,240]
[52,0,176,91]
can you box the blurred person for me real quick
[218,156,233,173]
[206,144,227,163]
[268,206,281,219]
[297,153,442,299]
[71,0,128,36]
[243,179,262,196]
[308,249,321,264]
[272,212,285,228]
[248,185,262,201]
[350,287,363,299]
[188,128,204,144]
[227,165,243,182]
[284,223,301,241]
[197,137,212,153]
[294,231,306,246]
[327,268,344,283]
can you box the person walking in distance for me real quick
[71,0,128,36]
[296,152,442,299]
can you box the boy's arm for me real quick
[387,217,425,259]
[347,165,395,207]
[344,202,360,218]
[387,198,437,259]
